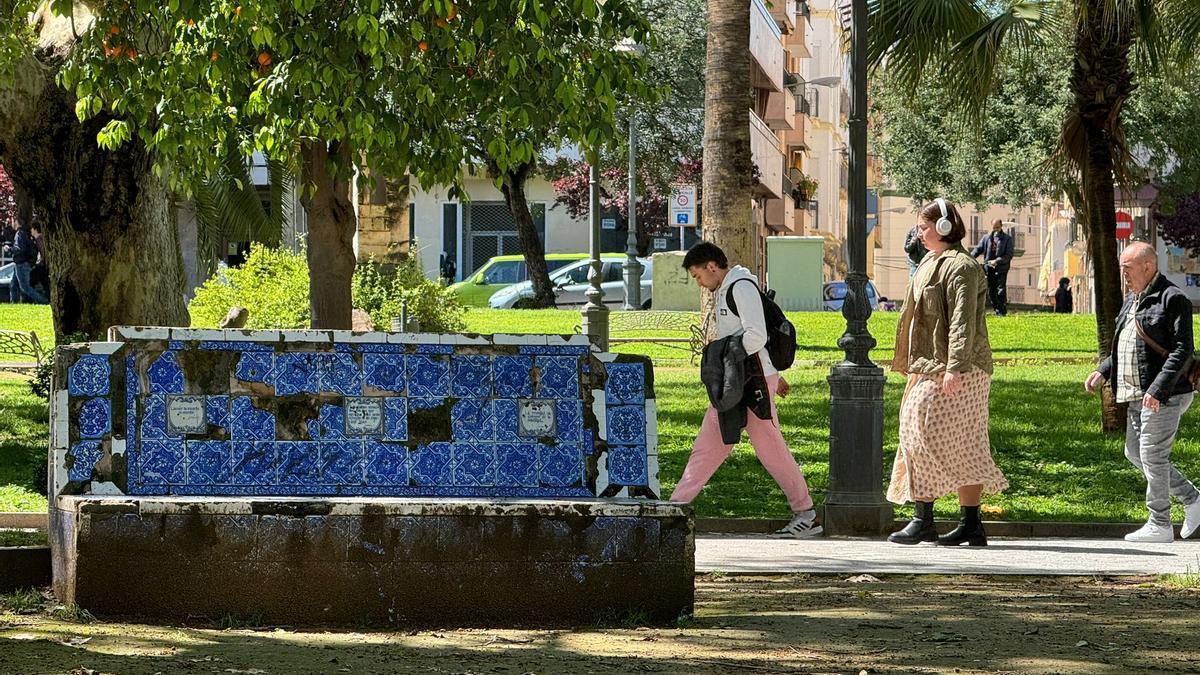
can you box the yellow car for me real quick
[449,253,590,307]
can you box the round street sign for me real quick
[1116,211,1133,240]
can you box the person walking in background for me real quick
[904,224,927,277]
[3,215,48,304]
[670,241,821,538]
[1054,277,1073,313]
[1085,242,1200,542]
[29,220,49,300]
[970,219,1014,316]
[888,198,1008,547]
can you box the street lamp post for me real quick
[581,155,610,350]
[823,0,892,536]
[623,111,644,310]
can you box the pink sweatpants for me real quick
[670,374,813,512]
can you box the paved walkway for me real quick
[696,534,1200,576]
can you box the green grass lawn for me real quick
[0,304,1193,523]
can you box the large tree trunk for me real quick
[0,25,188,341]
[491,161,555,308]
[300,140,357,330]
[701,0,754,272]
[1072,4,1134,432]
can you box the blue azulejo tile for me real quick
[410,442,452,486]
[363,353,406,393]
[234,352,273,384]
[607,445,648,486]
[496,443,538,487]
[494,399,520,442]
[366,441,409,486]
[556,400,583,442]
[452,399,494,442]
[139,396,177,440]
[535,356,580,399]
[139,439,185,485]
[384,398,408,441]
[169,340,186,351]
[605,362,646,405]
[278,441,320,486]
[207,395,230,429]
[321,440,365,485]
[126,355,139,395]
[68,441,102,482]
[452,443,496,486]
[78,398,111,439]
[230,397,276,441]
[69,354,110,397]
[409,397,446,411]
[494,356,534,398]
[274,353,320,396]
[147,351,185,394]
[324,353,362,396]
[307,403,345,440]
[232,442,277,485]
[187,440,232,485]
[407,355,450,398]
[416,344,454,354]
[538,444,584,488]
[451,355,492,397]
[606,405,646,445]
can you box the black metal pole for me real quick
[823,0,892,536]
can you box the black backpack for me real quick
[727,279,797,371]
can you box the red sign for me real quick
[1116,211,1134,239]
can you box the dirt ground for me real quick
[2,574,1200,675]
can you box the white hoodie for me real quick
[710,265,775,376]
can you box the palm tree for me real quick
[702,0,755,269]
[868,0,1200,430]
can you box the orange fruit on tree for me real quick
[257,52,271,66]
[211,51,219,61]
[418,40,428,51]
[436,18,447,28]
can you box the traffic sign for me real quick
[670,184,698,228]
[1116,211,1133,239]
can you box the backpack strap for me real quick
[1134,318,1170,357]
[725,278,759,318]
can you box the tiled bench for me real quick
[48,328,692,625]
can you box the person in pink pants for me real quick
[669,242,820,538]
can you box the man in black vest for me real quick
[970,219,1014,316]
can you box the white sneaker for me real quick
[1125,521,1174,543]
[772,510,823,538]
[1181,500,1200,539]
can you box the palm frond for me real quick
[867,0,990,92]
[950,1,1057,112]
[1158,0,1200,63]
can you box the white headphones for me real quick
[934,197,953,236]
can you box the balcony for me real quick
[765,193,797,234]
[764,84,797,131]
[783,109,807,150]
[751,110,784,200]
[769,0,797,34]
[784,8,811,58]
[750,0,784,93]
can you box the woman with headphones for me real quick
[887,198,1008,546]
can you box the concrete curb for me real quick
[0,512,46,530]
[697,518,1169,539]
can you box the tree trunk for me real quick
[0,44,188,341]
[702,0,754,274]
[1072,4,1134,432]
[300,140,357,330]
[491,160,555,308]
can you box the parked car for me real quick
[823,280,881,312]
[449,253,590,307]
[489,257,653,309]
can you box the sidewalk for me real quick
[696,534,1200,576]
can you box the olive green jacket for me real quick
[892,245,993,375]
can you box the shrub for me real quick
[188,244,310,329]
[30,332,89,401]
[352,254,467,333]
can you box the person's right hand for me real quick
[1084,371,1105,394]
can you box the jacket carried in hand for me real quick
[1097,273,1195,403]
[970,230,1014,272]
[892,244,993,376]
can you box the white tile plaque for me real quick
[166,395,207,434]
[344,397,384,436]
[518,399,557,437]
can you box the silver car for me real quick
[489,257,653,309]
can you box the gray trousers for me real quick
[1125,393,1200,525]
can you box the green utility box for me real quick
[765,236,825,311]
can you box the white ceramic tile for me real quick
[644,399,658,456]
[170,328,226,342]
[595,352,619,363]
[110,326,170,341]
[52,450,68,498]
[647,454,661,491]
[341,331,390,344]
[386,332,423,345]
[87,342,124,355]
[595,453,611,495]
[490,334,543,346]
[591,392,607,441]
[110,438,126,457]
[52,390,69,450]
[440,334,490,346]
[279,329,333,343]
[90,481,126,496]
[549,334,594,348]
[224,329,280,342]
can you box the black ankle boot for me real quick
[888,501,938,545]
[936,505,987,546]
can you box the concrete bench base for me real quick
[51,496,693,626]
